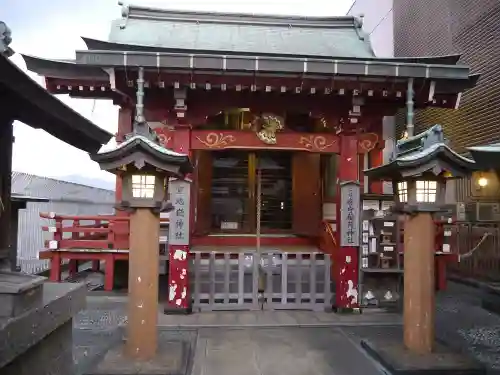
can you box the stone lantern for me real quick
[91,133,192,363]
[90,66,192,368]
[363,125,479,368]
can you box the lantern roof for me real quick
[364,124,477,180]
[467,143,500,170]
[91,132,192,177]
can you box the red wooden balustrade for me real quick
[39,212,169,291]
[39,211,460,293]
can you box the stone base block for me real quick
[163,305,192,315]
[86,338,190,375]
[0,271,46,318]
[361,336,486,375]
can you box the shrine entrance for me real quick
[209,150,293,233]
[191,148,331,311]
[194,149,322,237]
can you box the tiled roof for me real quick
[109,4,374,58]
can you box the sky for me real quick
[3,0,354,185]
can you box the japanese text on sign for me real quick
[168,179,191,245]
[340,182,360,247]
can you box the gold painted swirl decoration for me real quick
[196,132,236,148]
[358,133,379,153]
[299,135,335,152]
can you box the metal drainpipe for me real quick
[406,78,415,137]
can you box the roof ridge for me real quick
[118,1,360,29]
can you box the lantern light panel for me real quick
[131,174,156,198]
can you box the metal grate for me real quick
[191,251,331,311]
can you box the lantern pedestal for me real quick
[361,333,485,375]
[126,208,160,360]
[85,331,191,375]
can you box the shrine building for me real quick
[25,3,476,310]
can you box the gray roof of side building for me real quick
[11,172,115,204]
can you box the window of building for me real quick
[132,175,155,198]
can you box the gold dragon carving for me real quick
[254,113,284,145]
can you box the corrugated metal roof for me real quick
[11,172,117,274]
[11,172,115,204]
[109,6,375,58]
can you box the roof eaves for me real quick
[80,38,470,66]
[22,54,109,81]
[1,54,113,153]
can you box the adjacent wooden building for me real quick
[25,4,476,309]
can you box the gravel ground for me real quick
[435,282,500,372]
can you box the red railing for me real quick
[40,212,170,251]
[39,212,170,290]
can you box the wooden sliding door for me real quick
[292,153,322,237]
[193,151,212,235]
[193,150,321,237]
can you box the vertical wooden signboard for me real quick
[340,181,361,247]
[167,178,191,311]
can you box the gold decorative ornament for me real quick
[358,133,379,153]
[299,135,335,151]
[196,132,236,148]
[255,114,284,145]
[156,133,172,147]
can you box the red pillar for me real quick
[166,127,192,313]
[68,259,78,278]
[335,134,360,310]
[49,253,62,282]
[115,107,133,216]
[104,253,115,291]
[91,260,100,272]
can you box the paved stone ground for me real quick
[190,327,386,375]
[73,281,500,374]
